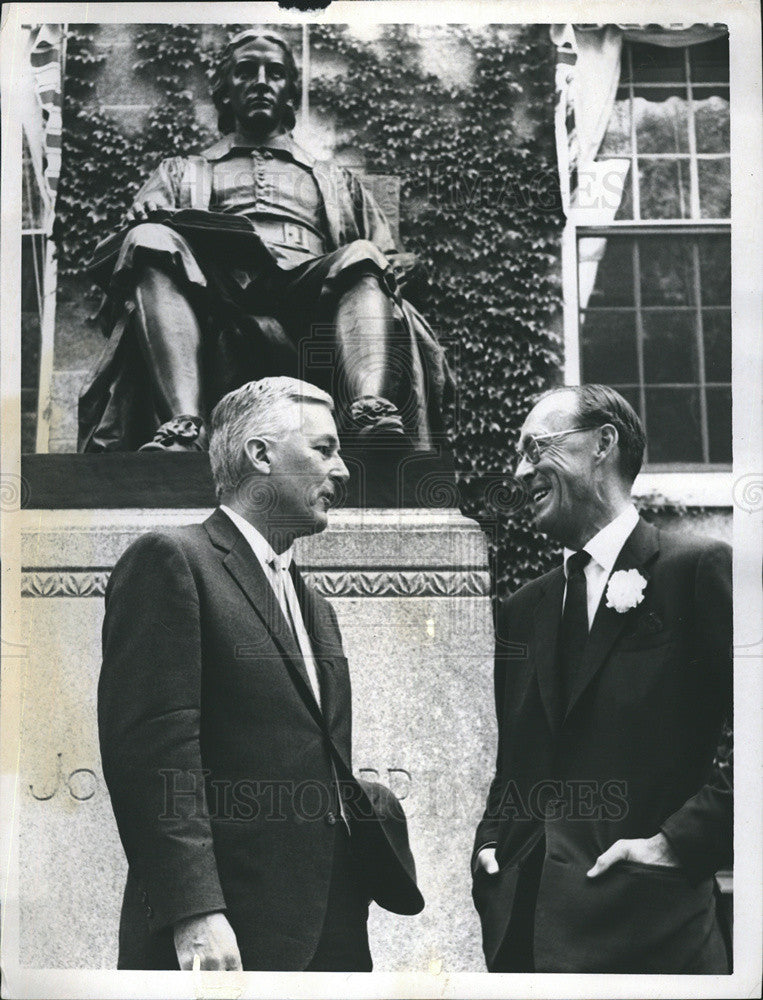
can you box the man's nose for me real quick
[515,453,534,480]
[331,455,350,482]
[256,65,268,85]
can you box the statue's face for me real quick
[226,38,293,135]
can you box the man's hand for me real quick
[475,846,499,875]
[587,832,681,878]
[173,911,243,970]
[124,199,171,224]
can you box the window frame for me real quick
[562,38,731,499]
[615,43,730,224]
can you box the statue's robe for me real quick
[78,133,454,452]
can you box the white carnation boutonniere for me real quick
[605,569,648,614]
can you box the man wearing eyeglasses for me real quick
[471,384,732,973]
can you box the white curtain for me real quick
[551,23,728,309]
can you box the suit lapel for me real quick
[204,510,325,728]
[532,567,566,733]
[291,565,346,734]
[564,518,660,722]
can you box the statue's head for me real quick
[211,28,300,135]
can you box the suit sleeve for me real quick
[660,541,733,880]
[98,532,227,932]
[471,597,512,872]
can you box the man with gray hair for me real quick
[98,376,423,971]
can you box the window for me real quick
[575,36,730,470]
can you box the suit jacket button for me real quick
[326,811,337,825]
[146,904,153,918]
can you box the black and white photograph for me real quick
[0,1,760,997]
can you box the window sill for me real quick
[633,470,733,507]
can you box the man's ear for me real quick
[244,436,271,475]
[595,424,619,464]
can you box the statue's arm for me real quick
[124,157,188,223]
[344,167,398,255]
[344,168,423,287]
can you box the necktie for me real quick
[273,560,349,830]
[558,550,591,713]
[269,558,322,707]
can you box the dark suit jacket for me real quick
[472,518,732,973]
[98,508,421,970]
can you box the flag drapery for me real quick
[20,23,67,453]
[23,23,65,234]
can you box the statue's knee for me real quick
[123,221,170,248]
[348,238,378,257]
[341,271,389,307]
[122,222,190,256]
[134,263,181,295]
[122,223,203,291]
[354,272,382,291]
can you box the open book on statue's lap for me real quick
[87,209,279,286]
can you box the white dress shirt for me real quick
[563,504,640,628]
[220,505,322,707]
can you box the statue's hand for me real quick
[124,199,172,224]
[388,251,424,289]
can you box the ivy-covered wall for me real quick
[309,25,566,593]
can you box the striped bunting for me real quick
[28,23,64,206]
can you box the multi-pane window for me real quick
[580,230,730,465]
[578,35,730,468]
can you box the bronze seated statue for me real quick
[78,29,454,455]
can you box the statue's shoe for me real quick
[139,415,208,452]
[348,395,410,443]
[357,417,405,436]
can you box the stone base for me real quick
[21,447,456,509]
[17,507,495,972]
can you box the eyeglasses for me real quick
[515,427,596,466]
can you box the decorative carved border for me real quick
[22,572,112,598]
[22,569,489,599]
[303,570,489,598]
